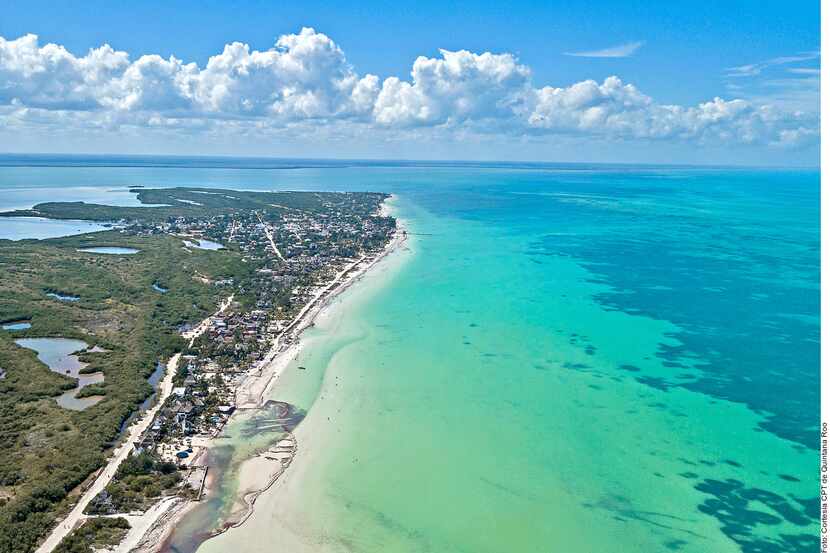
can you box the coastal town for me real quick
[0,189,401,553]
[89,192,399,551]
[128,192,397,463]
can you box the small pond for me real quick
[2,320,31,330]
[77,247,140,254]
[47,292,80,302]
[14,337,105,410]
[184,239,224,250]
[152,283,169,293]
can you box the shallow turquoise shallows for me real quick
[0,158,818,552]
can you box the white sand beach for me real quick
[126,198,407,553]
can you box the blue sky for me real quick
[0,0,820,165]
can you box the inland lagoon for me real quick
[0,217,112,241]
[14,337,105,410]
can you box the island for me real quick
[0,188,401,553]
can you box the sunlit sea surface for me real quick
[0,156,818,552]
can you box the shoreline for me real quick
[129,196,408,553]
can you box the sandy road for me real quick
[256,213,286,261]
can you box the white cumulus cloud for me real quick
[0,34,128,109]
[0,29,817,149]
[374,49,531,126]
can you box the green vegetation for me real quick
[85,452,180,515]
[74,384,106,399]
[0,231,250,553]
[1,187,387,222]
[54,517,130,553]
[0,187,392,552]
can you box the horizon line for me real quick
[0,152,818,171]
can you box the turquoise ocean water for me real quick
[0,157,819,552]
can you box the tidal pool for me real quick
[14,337,104,410]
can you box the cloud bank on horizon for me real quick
[0,28,818,151]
